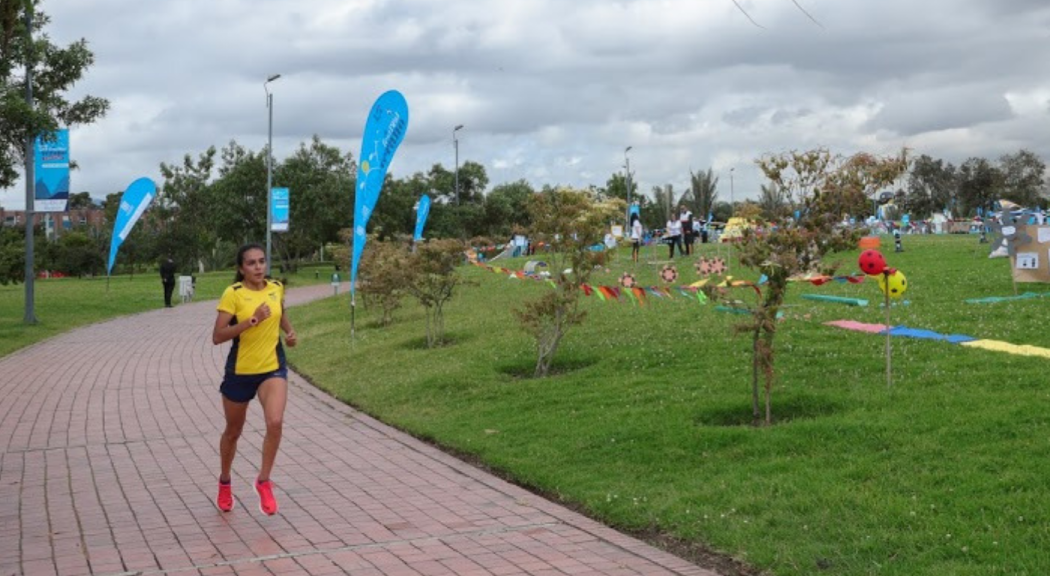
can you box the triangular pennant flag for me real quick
[624,287,638,306]
[632,287,647,306]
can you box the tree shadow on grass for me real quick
[496,356,599,380]
[694,394,844,427]
[398,331,473,350]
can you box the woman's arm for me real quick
[280,301,298,347]
[212,304,270,345]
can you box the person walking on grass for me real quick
[211,243,298,515]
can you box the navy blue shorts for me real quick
[220,366,288,403]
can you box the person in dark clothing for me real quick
[160,257,177,307]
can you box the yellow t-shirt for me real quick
[217,280,285,375]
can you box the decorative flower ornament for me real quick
[707,257,727,276]
[619,272,637,289]
[660,265,679,283]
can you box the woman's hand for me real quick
[284,330,298,347]
[252,303,272,324]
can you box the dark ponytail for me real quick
[233,243,265,283]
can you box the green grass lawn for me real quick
[0,265,332,358]
[286,234,1050,576]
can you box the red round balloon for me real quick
[858,249,887,275]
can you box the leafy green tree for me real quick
[0,1,109,188]
[358,239,412,326]
[484,179,534,238]
[155,147,216,273]
[650,184,679,223]
[369,171,417,242]
[731,149,908,426]
[53,229,102,276]
[515,188,623,377]
[758,183,790,221]
[905,154,956,218]
[0,225,25,284]
[270,136,355,269]
[957,157,1002,216]
[207,140,267,247]
[67,191,93,209]
[686,168,719,217]
[999,149,1045,208]
[405,238,468,348]
[603,172,637,204]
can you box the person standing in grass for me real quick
[211,243,298,515]
[630,213,643,263]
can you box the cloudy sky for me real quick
[4,0,1050,210]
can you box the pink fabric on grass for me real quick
[824,320,891,333]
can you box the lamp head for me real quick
[454,124,464,131]
[266,73,282,83]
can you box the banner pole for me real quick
[350,292,356,344]
[884,273,892,388]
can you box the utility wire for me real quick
[790,0,825,29]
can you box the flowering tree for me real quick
[515,188,623,377]
[724,148,908,425]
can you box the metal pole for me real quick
[730,167,735,217]
[624,146,632,227]
[23,6,37,325]
[453,124,463,205]
[266,90,273,275]
[263,73,280,275]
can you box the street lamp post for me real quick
[624,146,633,226]
[23,6,36,324]
[453,124,464,204]
[730,167,735,218]
[264,73,281,275]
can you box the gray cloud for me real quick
[4,0,1050,210]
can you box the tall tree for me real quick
[484,179,534,238]
[757,183,790,221]
[957,157,1002,216]
[651,184,678,223]
[207,140,267,246]
[66,191,92,209]
[0,1,109,188]
[155,147,216,273]
[686,168,719,217]
[272,135,355,268]
[999,149,1045,208]
[905,154,956,218]
[603,171,638,204]
[516,188,623,377]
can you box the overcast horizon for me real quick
[3,0,1050,211]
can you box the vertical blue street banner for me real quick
[351,90,409,296]
[107,177,157,275]
[34,129,70,213]
[629,203,640,217]
[414,194,431,242]
[271,187,290,232]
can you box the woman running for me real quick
[211,243,297,515]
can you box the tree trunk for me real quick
[751,322,761,426]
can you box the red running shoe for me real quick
[255,479,278,515]
[216,481,235,512]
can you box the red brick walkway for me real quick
[0,284,719,576]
